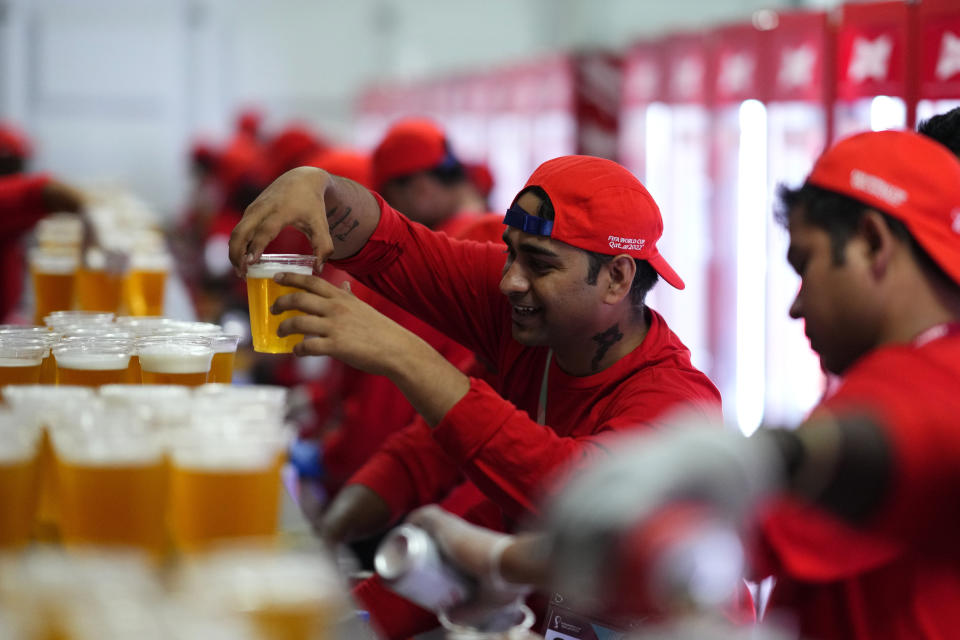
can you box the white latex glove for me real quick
[405,506,531,629]
[542,412,785,613]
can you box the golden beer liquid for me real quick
[249,604,333,640]
[247,270,311,354]
[139,348,211,387]
[0,359,43,397]
[55,353,131,388]
[31,269,75,324]
[208,351,235,384]
[127,354,142,383]
[0,453,40,548]
[40,353,57,384]
[35,429,60,540]
[75,268,123,313]
[124,269,166,316]
[57,458,166,553]
[169,463,281,551]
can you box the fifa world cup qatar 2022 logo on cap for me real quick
[608,235,646,252]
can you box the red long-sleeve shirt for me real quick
[0,173,51,321]
[336,195,721,638]
[755,329,960,640]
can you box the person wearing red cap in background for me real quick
[466,161,495,209]
[229,154,721,638]
[0,122,85,321]
[414,130,960,640]
[371,118,489,236]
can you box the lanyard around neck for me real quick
[912,322,960,347]
[538,349,553,425]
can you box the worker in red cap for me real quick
[413,130,960,640]
[371,118,488,234]
[0,122,85,321]
[229,154,720,637]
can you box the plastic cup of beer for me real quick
[43,311,115,333]
[53,338,133,388]
[75,248,124,313]
[0,329,56,384]
[177,547,347,640]
[99,384,192,433]
[0,410,42,549]
[0,339,48,397]
[207,335,241,384]
[124,252,170,316]
[29,250,79,324]
[52,407,166,553]
[246,254,316,354]
[194,384,287,423]
[138,336,213,386]
[3,386,97,539]
[168,427,287,552]
[35,214,83,252]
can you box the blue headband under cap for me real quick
[503,204,554,236]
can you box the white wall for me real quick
[0,0,837,218]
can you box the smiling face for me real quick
[499,191,612,348]
[786,205,884,375]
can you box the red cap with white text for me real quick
[806,130,960,285]
[508,155,684,289]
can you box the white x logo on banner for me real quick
[848,35,893,83]
[936,32,960,81]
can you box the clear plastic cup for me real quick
[75,248,124,313]
[53,337,133,388]
[3,386,98,539]
[0,338,48,396]
[52,407,166,553]
[29,250,80,325]
[167,426,287,551]
[245,254,316,354]
[99,384,192,431]
[137,336,213,387]
[0,410,42,549]
[176,546,347,640]
[206,335,241,384]
[124,252,170,316]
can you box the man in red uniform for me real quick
[0,122,85,321]
[229,154,721,637]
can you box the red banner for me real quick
[919,0,960,99]
[835,1,914,100]
[622,41,664,106]
[664,33,709,105]
[711,22,768,105]
[763,10,832,104]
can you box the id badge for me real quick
[542,593,633,640]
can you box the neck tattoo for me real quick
[590,323,623,372]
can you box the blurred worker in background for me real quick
[0,122,86,321]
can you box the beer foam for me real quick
[29,252,78,274]
[246,263,313,278]
[56,352,130,371]
[139,345,212,373]
[0,357,43,367]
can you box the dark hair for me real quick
[917,107,960,158]
[514,185,659,308]
[775,183,952,285]
[0,153,26,176]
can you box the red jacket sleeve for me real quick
[332,193,509,371]
[432,377,720,521]
[347,416,464,520]
[0,173,51,236]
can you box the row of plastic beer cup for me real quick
[29,246,171,322]
[0,384,288,553]
[0,314,240,390]
[0,547,352,640]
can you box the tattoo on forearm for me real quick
[335,219,360,241]
[591,324,623,372]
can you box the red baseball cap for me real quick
[806,130,960,285]
[0,122,31,158]
[371,118,460,191]
[509,155,684,289]
[305,148,373,190]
